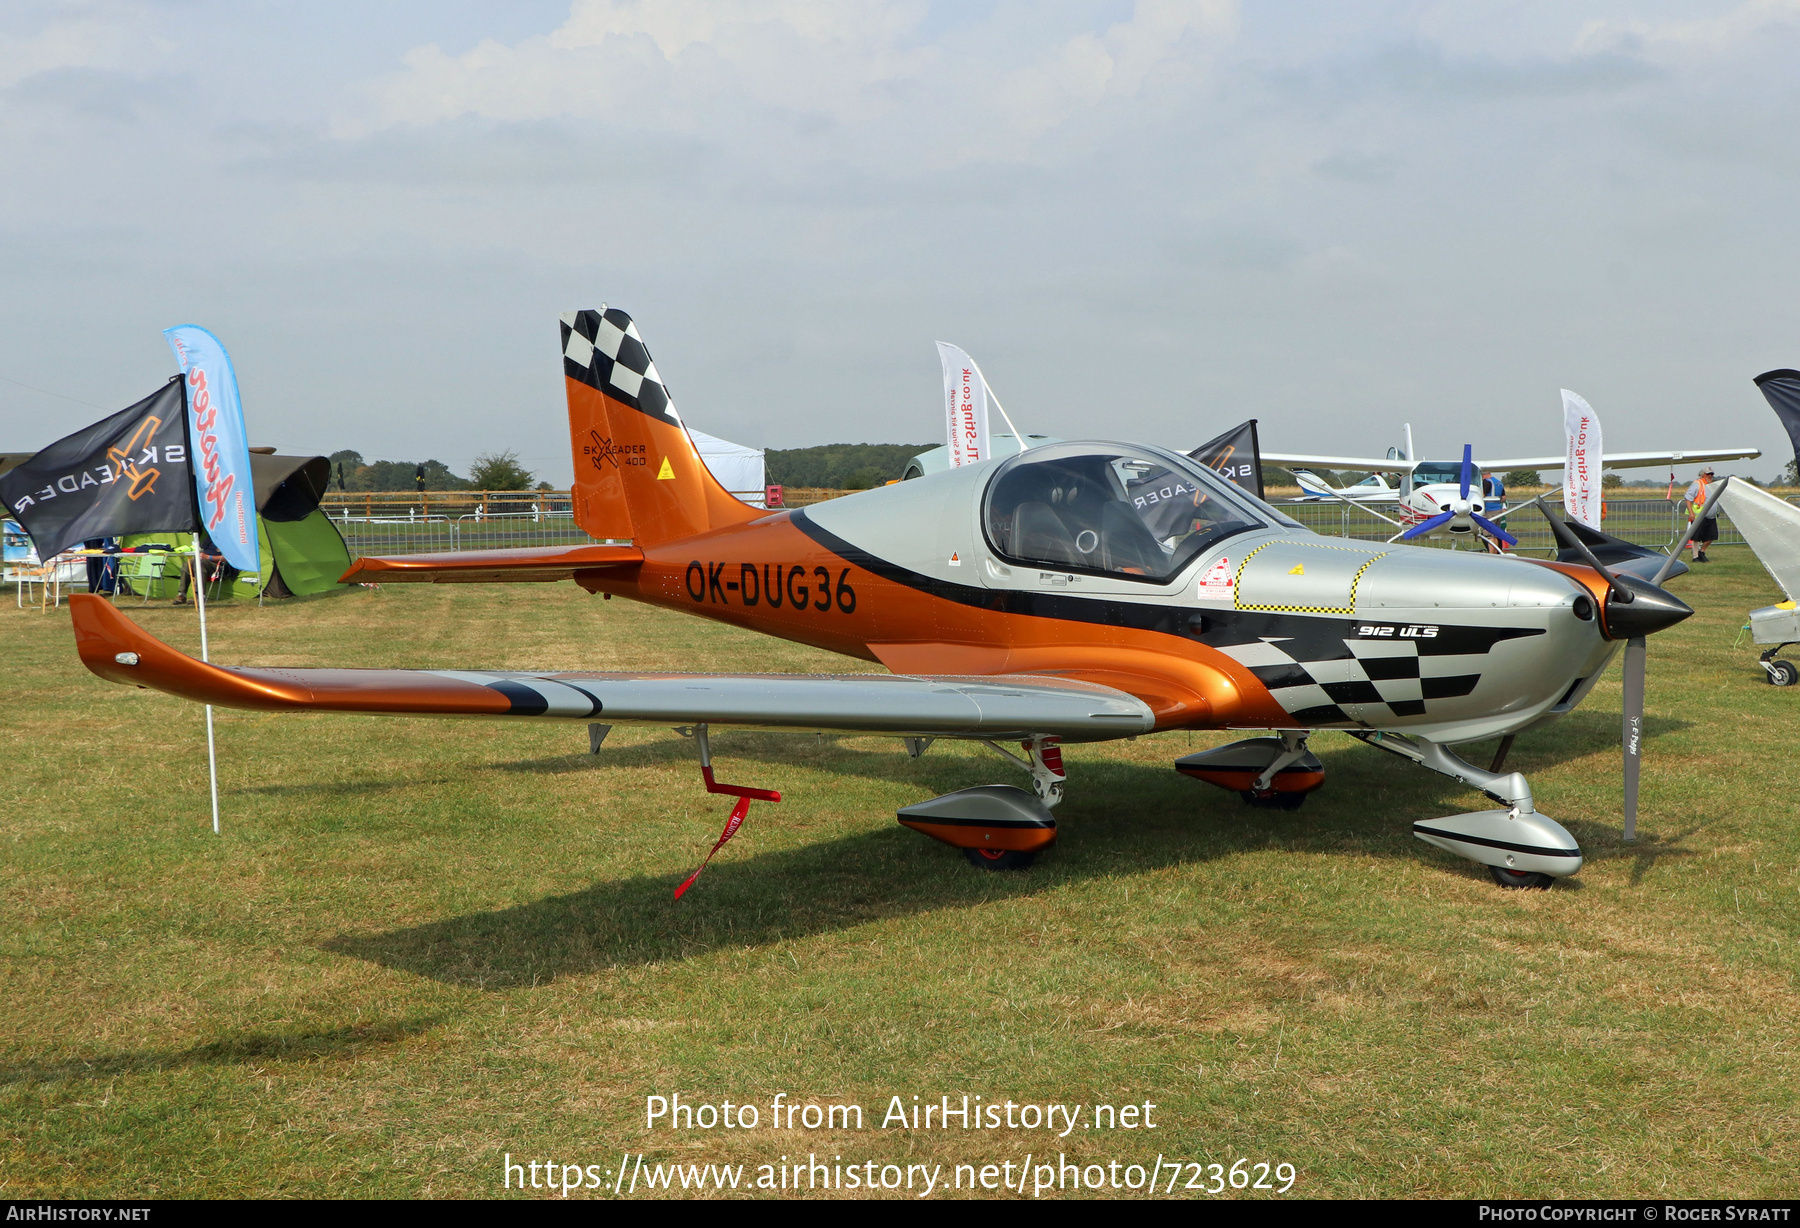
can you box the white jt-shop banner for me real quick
[1562,389,1604,530]
[937,342,990,468]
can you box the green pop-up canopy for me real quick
[120,452,350,599]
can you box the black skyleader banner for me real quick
[1754,368,1800,479]
[0,379,196,558]
[1189,419,1264,500]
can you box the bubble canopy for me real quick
[982,442,1286,583]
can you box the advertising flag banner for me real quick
[1753,369,1800,478]
[0,380,196,558]
[1562,389,1603,530]
[1189,419,1264,499]
[937,342,990,468]
[165,325,260,574]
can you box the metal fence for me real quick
[1267,496,1771,554]
[327,488,1795,559]
[329,510,617,558]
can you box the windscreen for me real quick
[984,444,1268,581]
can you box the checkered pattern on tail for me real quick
[560,308,681,427]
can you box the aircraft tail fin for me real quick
[560,308,759,547]
[1293,469,1334,497]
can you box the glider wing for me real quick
[69,595,1155,742]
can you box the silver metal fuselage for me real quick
[804,447,1615,744]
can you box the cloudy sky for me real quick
[3,0,1799,486]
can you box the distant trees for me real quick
[766,443,936,489]
[1504,469,1543,488]
[469,450,534,491]
[328,450,471,491]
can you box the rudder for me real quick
[561,307,758,546]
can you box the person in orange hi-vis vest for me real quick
[1683,466,1718,562]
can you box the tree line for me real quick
[765,443,936,490]
[326,449,546,492]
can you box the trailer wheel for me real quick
[1767,659,1798,687]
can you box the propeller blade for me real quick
[1459,444,1473,502]
[1470,512,1518,547]
[1622,635,1646,842]
[1399,510,1455,540]
[1652,475,1730,586]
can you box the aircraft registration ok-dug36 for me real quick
[67,307,1701,893]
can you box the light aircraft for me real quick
[1271,427,1760,546]
[68,308,1700,892]
[1713,478,1800,687]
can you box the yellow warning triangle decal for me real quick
[1288,563,1305,575]
[656,457,675,480]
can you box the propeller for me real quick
[1396,445,1518,547]
[1533,500,1700,842]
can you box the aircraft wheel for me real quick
[1488,865,1555,890]
[1240,790,1306,811]
[962,847,1038,872]
[1767,660,1798,687]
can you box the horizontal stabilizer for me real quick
[339,543,642,584]
[68,595,1155,740]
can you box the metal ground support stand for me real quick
[978,735,1066,807]
[1760,644,1798,687]
[1346,729,1584,886]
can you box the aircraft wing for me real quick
[1480,448,1762,472]
[1259,453,1415,473]
[340,543,643,584]
[1717,482,1800,602]
[68,595,1155,743]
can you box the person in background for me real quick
[173,528,239,604]
[1683,466,1719,563]
[83,537,118,595]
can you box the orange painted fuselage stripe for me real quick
[577,513,1292,731]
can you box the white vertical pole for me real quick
[194,533,220,836]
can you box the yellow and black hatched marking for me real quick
[1232,541,1388,615]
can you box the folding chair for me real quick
[113,550,174,604]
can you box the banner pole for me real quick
[194,533,220,836]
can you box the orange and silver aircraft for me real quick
[68,307,1699,892]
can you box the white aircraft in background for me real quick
[1268,424,1760,546]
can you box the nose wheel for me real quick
[1489,866,1555,890]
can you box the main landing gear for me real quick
[1760,644,1798,687]
[1174,732,1323,810]
[895,736,1066,872]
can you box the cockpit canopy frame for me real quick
[981,441,1280,585]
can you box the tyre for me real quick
[1239,789,1307,810]
[962,847,1038,872]
[1768,659,1798,687]
[1489,865,1555,890]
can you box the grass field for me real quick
[2,551,1796,1199]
